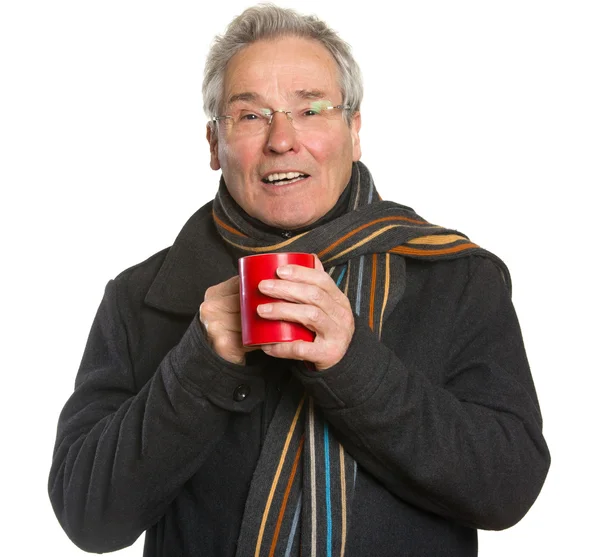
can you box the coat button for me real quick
[233,384,251,402]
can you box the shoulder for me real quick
[112,247,171,298]
[402,254,512,320]
[406,254,509,291]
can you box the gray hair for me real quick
[202,4,363,127]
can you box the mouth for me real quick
[261,171,310,186]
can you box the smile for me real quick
[262,171,310,186]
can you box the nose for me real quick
[265,111,298,154]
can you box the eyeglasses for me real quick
[212,100,351,137]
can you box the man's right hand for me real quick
[199,276,257,365]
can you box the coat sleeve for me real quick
[294,256,550,531]
[48,279,265,553]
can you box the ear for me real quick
[206,123,221,171]
[350,111,362,161]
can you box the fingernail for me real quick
[261,280,274,290]
[258,303,272,314]
[277,266,291,277]
[262,345,273,353]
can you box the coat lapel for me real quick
[144,202,238,315]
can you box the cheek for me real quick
[217,141,263,208]
[218,139,257,174]
[303,136,334,162]
[304,131,353,168]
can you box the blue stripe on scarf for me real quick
[324,422,332,557]
[284,494,302,557]
[356,256,365,315]
[336,266,347,288]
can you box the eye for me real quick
[302,109,320,117]
[239,112,260,121]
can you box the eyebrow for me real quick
[227,89,329,106]
[227,92,259,105]
[295,89,327,101]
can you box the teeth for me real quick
[269,176,305,186]
[266,172,304,182]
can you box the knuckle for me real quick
[328,339,344,355]
[339,307,353,325]
[309,287,324,303]
[200,300,216,321]
[343,306,355,324]
[199,303,211,329]
[309,307,321,323]
[291,341,305,358]
[326,307,340,326]
[204,285,216,299]
[320,274,334,289]
[213,334,231,353]
[332,290,348,306]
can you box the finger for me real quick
[211,330,247,365]
[199,299,240,333]
[275,264,342,300]
[256,301,335,335]
[258,280,347,322]
[261,340,312,362]
[261,340,335,370]
[218,293,241,312]
[210,325,260,360]
[201,291,241,315]
[313,254,325,272]
[258,280,325,309]
[213,316,243,333]
[201,298,243,325]
[204,275,240,299]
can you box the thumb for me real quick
[312,254,325,272]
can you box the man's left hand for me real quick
[256,255,355,370]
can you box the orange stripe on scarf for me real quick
[390,242,479,257]
[255,395,306,557]
[369,254,377,331]
[213,211,248,237]
[379,253,391,340]
[268,436,306,557]
[317,216,430,259]
[407,234,467,245]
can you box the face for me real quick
[207,37,361,230]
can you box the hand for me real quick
[256,256,355,370]
[199,276,258,365]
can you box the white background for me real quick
[1,1,598,555]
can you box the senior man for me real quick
[49,5,550,556]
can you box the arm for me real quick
[48,278,264,552]
[293,257,550,530]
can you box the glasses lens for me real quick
[291,103,343,132]
[229,108,269,136]
[222,102,345,136]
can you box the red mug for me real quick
[239,252,316,346]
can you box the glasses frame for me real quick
[211,103,352,129]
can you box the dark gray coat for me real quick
[49,202,550,556]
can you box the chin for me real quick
[259,205,318,230]
[263,216,311,230]
[275,212,319,230]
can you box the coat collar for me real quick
[144,201,238,315]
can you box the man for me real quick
[49,5,550,556]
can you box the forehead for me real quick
[223,37,341,105]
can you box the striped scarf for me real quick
[214,161,508,557]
